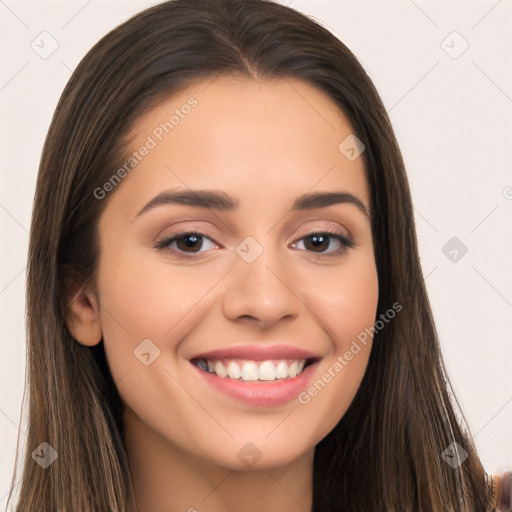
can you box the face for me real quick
[76,76,379,471]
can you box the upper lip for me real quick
[189,344,321,362]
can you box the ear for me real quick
[64,277,102,347]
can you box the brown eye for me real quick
[292,231,354,256]
[175,233,203,252]
[154,231,217,257]
[303,234,330,252]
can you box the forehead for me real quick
[107,76,369,214]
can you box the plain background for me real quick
[1,0,511,506]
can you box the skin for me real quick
[67,76,379,512]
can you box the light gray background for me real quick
[1,0,511,506]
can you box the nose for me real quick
[221,245,302,329]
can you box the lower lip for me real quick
[191,361,319,407]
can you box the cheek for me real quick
[97,247,221,338]
[94,255,226,445]
[95,249,229,381]
[294,254,378,432]
[304,253,379,348]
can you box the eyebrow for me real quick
[134,189,370,220]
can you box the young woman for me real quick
[6,0,510,510]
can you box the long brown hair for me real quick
[7,0,491,510]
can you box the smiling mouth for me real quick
[191,357,317,381]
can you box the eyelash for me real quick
[154,228,354,260]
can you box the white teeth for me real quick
[258,361,276,381]
[275,361,289,379]
[214,360,227,378]
[241,362,259,381]
[288,361,298,378]
[197,358,308,381]
[227,360,241,379]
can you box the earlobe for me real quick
[65,280,102,347]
